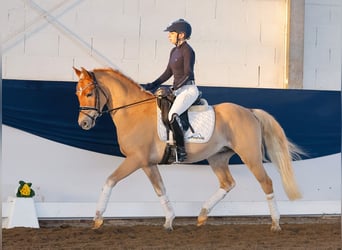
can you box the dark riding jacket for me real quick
[150,42,195,90]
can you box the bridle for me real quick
[77,71,156,123]
[77,71,108,123]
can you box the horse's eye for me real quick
[86,92,93,97]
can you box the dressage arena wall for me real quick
[2,0,341,221]
[2,83,341,220]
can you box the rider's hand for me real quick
[143,83,158,92]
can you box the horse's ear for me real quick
[80,67,91,79]
[73,67,82,79]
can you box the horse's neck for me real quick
[99,71,155,119]
[96,70,157,147]
[99,73,144,107]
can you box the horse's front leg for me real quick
[93,157,141,229]
[142,165,175,231]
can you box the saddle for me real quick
[154,86,203,133]
[154,86,209,164]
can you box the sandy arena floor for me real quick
[2,216,341,249]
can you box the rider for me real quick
[145,19,199,162]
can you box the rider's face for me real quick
[168,32,185,45]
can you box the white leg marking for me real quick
[197,188,227,226]
[203,188,227,213]
[266,193,281,231]
[159,195,175,230]
[266,193,280,221]
[95,183,113,218]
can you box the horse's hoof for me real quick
[163,225,174,231]
[197,208,208,227]
[197,214,208,227]
[197,218,207,227]
[163,222,174,231]
[163,216,175,231]
[270,222,281,232]
[92,219,104,230]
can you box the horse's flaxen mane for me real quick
[94,68,145,92]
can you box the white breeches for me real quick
[168,84,199,121]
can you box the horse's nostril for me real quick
[80,120,89,130]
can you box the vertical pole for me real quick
[287,0,305,89]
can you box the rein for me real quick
[103,96,156,114]
[79,71,156,120]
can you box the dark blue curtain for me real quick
[3,79,341,164]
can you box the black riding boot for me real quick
[170,114,187,162]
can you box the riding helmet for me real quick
[164,19,192,39]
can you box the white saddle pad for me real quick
[157,101,215,143]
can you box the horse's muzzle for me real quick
[79,119,93,130]
[78,115,97,130]
[78,109,99,130]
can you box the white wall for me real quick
[303,0,342,90]
[2,0,289,88]
[4,1,341,89]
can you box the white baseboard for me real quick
[2,200,340,220]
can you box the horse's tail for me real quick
[252,109,303,200]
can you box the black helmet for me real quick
[164,19,192,39]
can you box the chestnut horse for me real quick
[73,67,302,232]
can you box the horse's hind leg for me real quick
[248,161,281,232]
[237,148,281,232]
[142,164,175,231]
[197,152,236,226]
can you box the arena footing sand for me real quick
[3,216,341,249]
